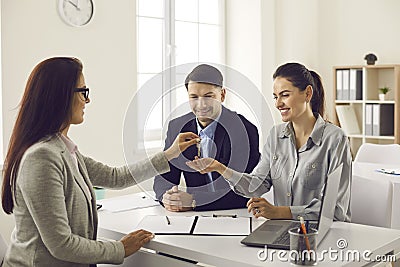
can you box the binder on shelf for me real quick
[336,69,343,100]
[355,69,363,100]
[349,69,363,100]
[372,104,394,136]
[365,104,373,136]
[335,105,361,135]
[342,69,350,100]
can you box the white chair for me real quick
[350,175,393,228]
[354,143,400,165]
[0,233,8,265]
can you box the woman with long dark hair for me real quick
[188,62,351,222]
[1,57,198,266]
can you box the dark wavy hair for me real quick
[2,57,83,214]
[273,62,325,118]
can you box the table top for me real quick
[98,194,400,266]
[353,162,400,183]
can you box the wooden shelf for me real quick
[333,64,400,158]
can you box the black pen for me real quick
[165,216,171,225]
[212,214,237,218]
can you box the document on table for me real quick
[136,215,252,236]
[136,215,197,234]
[193,216,252,236]
[97,193,159,212]
[376,168,400,175]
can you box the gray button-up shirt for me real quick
[228,114,352,221]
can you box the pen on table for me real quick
[212,214,237,218]
[299,216,311,251]
[165,216,171,225]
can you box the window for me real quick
[136,0,225,150]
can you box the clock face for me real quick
[58,0,94,27]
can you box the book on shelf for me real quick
[335,105,361,135]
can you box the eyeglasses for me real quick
[74,87,90,101]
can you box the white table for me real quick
[352,162,400,229]
[98,194,400,267]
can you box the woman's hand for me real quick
[186,157,224,174]
[164,132,200,161]
[247,197,292,219]
[120,229,154,257]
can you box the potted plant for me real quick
[378,86,390,101]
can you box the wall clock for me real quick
[58,0,94,27]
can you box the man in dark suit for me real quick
[153,64,260,211]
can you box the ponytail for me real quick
[309,71,325,118]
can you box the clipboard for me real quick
[136,215,252,236]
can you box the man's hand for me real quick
[162,185,193,212]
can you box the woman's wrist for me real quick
[276,206,292,219]
[164,148,176,161]
[216,163,233,180]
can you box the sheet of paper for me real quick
[376,168,400,175]
[97,193,159,212]
[193,216,251,236]
[136,215,196,234]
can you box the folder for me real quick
[355,69,363,100]
[348,69,363,100]
[336,70,343,100]
[342,69,350,100]
[365,104,373,135]
[135,215,252,236]
[136,215,197,234]
[335,105,361,135]
[372,104,394,136]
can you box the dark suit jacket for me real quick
[153,106,260,211]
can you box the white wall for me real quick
[225,0,276,142]
[257,0,400,122]
[1,0,136,166]
[317,0,400,119]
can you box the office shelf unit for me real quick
[333,64,400,158]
